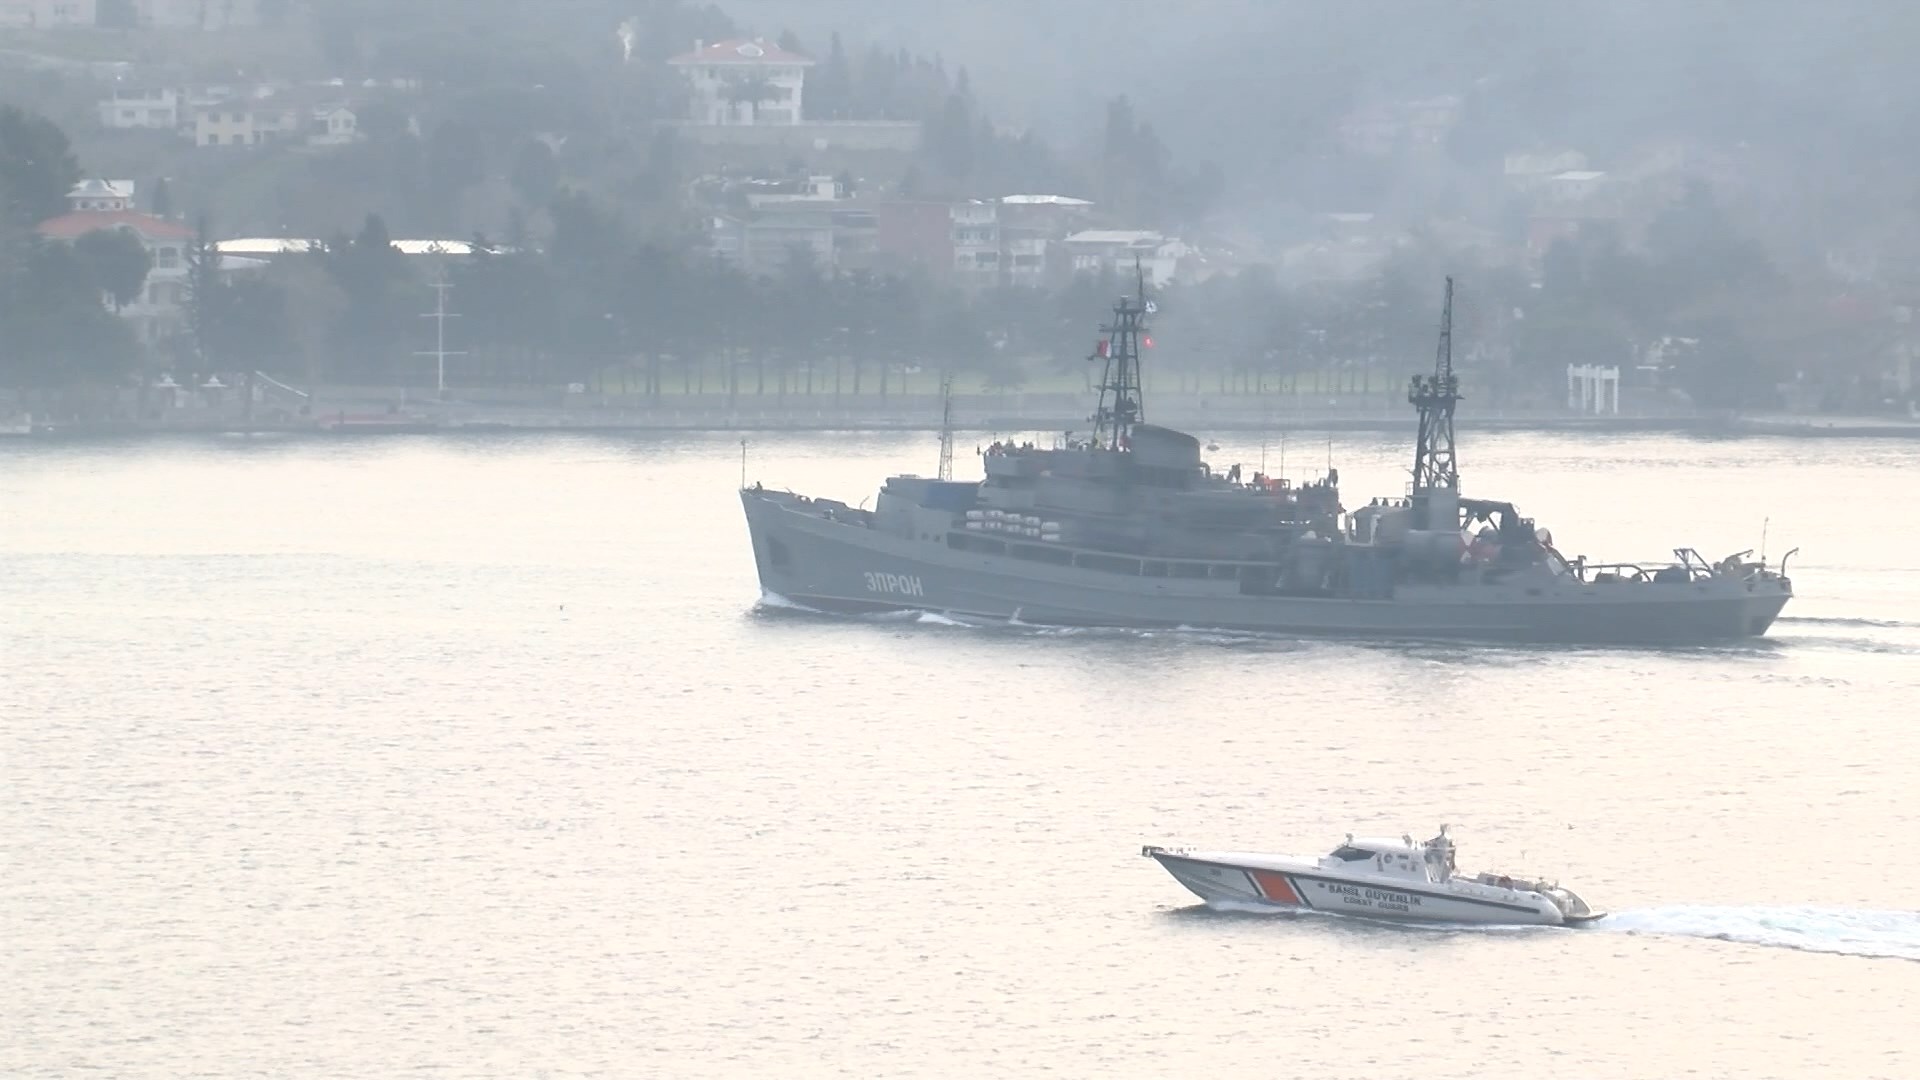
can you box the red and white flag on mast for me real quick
[1095,339,1110,358]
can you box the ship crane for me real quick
[1408,276,1461,530]
[936,369,955,481]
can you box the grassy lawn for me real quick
[580,358,1405,397]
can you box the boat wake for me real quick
[754,590,824,613]
[1777,615,1920,630]
[753,591,1274,643]
[1191,900,1920,961]
[754,591,993,627]
[1595,905,1920,962]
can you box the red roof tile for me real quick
[37,210,193,241]
[668,39,813,65]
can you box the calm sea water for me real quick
[4,430,1918,1080]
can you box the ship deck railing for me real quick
[1561,546,1784,585]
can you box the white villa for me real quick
[667,38,814,126]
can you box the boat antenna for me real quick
[1760,516,1769,563]
[1088,255,1151,450]
[937,369,955,481]
[739,437,748,489]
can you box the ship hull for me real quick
[743,492,1791,644]
[1145,850,1573,926]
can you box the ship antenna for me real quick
[1088,255,1152,451]
[739,437,748,489]
[1408,276,1461,527]
[937,369,955,481]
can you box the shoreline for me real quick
[7,389,1919,441]
[6,412,1920,439]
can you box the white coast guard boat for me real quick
[1142,826,1604,927]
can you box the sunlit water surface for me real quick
[4,430,1917,1079]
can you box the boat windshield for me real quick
[1329,845,1375,861]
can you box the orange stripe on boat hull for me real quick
[1250,869,1302,905]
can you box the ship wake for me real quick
[1191,900,1920,961]
[1778,615,1920,630]
[752,594,1910,656]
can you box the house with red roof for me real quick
[37,181,196,346]
[667,37,814,126]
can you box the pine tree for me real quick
[815,32,853,120]
[183,213,219,366]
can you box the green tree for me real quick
[425,121,487,211]
[321,214,418,382]
[355,100,411,143]
[508,139,559,209]
[205,275,294,374]
[269,254,347,397]
[723,76,785,123]
[1671,315,1771,410]
[545,192,631,377]
[71,227,153,312]
[1095,95,1178,223]
[183,214,219,364]
[928,92,975,180]
[1644,182,1774,300]
[0,106,80,229]
[811,32,854,120]
[451,243,555,383]
[0,239,139,389]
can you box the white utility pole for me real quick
[416,270,466,396]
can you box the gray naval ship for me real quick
[740,276,1795,643]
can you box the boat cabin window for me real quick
[1075,552,1143,576]
[1009,543,1073,566]
[1329,845,1376,861]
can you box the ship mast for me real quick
[1089,258,1151,450]
[936,369,955,481]
[1408,276,1461,530]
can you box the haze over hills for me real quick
[709,0,1920,278]
[3,0,1918,422]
